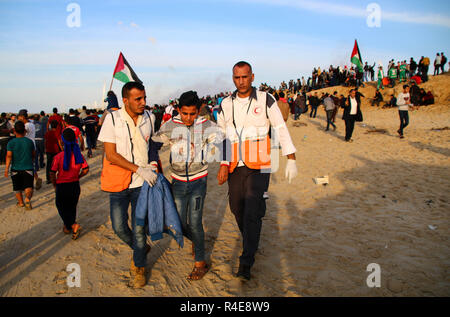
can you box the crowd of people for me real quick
[1,51,446,289]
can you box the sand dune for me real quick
[0,75,449,297]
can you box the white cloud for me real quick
[130,22,139,28]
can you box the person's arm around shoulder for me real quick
[216,103,229,186]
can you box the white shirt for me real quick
[397,92,411,111]
[349,97,358,115]
[217,90,296,168]
[234,96,250,167]
[25,122,36,146]
[165,105,174,115]
[98,108,155,189]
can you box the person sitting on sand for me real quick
[371,89,383,107]
[383,94,397,108]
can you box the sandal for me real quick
[16,202,25,208]
[187,263,209,281]
[63,226,71,234]
[71,223,81,240]
[24,200,32,210]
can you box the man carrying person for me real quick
[216,61,298,281]
[98,81,158,288]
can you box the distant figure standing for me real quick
[309,92,319,118]
[277,91,290,122]
[440,52,447,74]
[323,93,336,131]
[377,66,384,90]
[342,89,363,142]
[434,53,441,75]
[396,85,412,139]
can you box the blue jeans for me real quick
[171,177,207,262]
[109,187,148,267]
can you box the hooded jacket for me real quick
[135,173,184,248]
[152,115,218,182]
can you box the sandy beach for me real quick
[0,75,449,297]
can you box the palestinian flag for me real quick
[112,52,143,84]
[350,40,363,72]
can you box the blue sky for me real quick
[0,0,449,113]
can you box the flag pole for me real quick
[108,76,114,92]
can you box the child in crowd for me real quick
[4,121,35,210]
[50,128,89,240]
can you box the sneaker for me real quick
[71,223,81,240]
[131,267,146,288]
[263,192,269,200]
[236,264,251,281]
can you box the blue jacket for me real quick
[135,174,184,248]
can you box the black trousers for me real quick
[398,110,409,135]
[344,115,357,141]
[55,181,80,229]
[228,166,270,267]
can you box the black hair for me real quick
[50,120,59,129]
[403,84,409,89]
[62,128,76,142]
[53,107,58,114]
[40,111,45,116]
[14,121,25,134]
[279,91,285,98]
[122,82,145,99]
[178,91,201,109]
[233,61,252,73]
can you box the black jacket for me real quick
[342,96,363,122]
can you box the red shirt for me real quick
[44,130,62,153]
[51,151,88,184]
[48,114,65,135]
